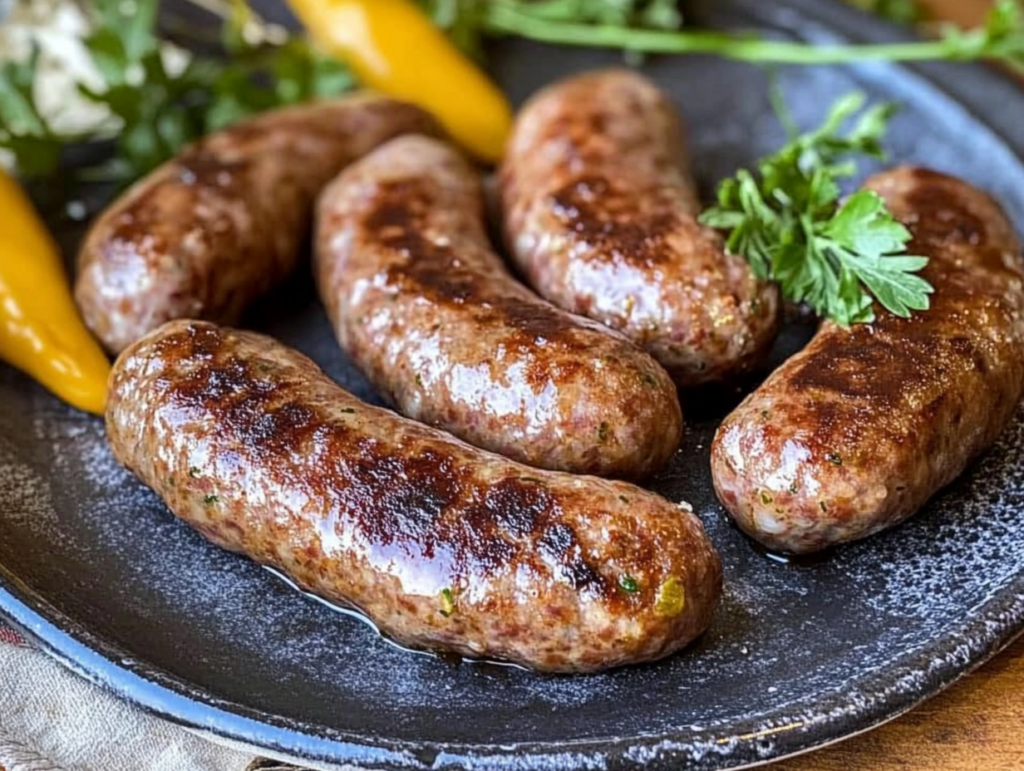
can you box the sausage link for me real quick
[76,96,440,354]
[711,168,1024,554]
[106,321,722,673]
[315,135,682,478]
[499,69,780,386]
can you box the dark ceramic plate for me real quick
[3,0,1024,768]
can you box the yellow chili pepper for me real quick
[285,0,513,162]
[0,169,110,415]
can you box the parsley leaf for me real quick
[701,92,933,326]
[846,0,925,25]
[0,47,73,178]
[418,0,683,55]
[0,0,355,183]
[479,0,1024,69]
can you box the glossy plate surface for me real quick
[2,1,1024,768]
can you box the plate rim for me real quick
[4,571,1024,769]
[4,0,1024,768]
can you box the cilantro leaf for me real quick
[701,93,933,325]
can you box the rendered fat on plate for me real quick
[106,320,723,673]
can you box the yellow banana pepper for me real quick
[285,0,513,163]
[0,169,110,415]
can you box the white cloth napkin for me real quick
[0,627,328,771]
[0,628,254,771]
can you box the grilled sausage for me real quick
[499,69,780,386]
[711,168,1024,554]
[76,96,440,354]
[106,320,722,672]
[315,135,683,478]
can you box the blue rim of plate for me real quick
[4,1,1024,768]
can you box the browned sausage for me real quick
[76,96,439,354]
[499,69,780,386]
[105,320,722,672]
[315,134,683,478]
[711,168,1024,554]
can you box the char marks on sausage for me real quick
[76,96,441,354]
[316,135,683,478]
[711,168,1024,554]
[106,321,722,672]
[500,69,780,386]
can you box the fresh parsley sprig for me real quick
[0,0,355,182]
[477,0,1024,68]
[423,0,682,55]
[846,0,926,26]
[0,47,79,178]
[700,93,933,326]
[0,0,681,181]
[5,0,1024,187]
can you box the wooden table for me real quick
[778,2,1024,769]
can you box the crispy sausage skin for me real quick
[500,69,780,386]
[711,168,1024,554]
[106,321,722,673]
[315,135,683,479]
[76,96,439,354]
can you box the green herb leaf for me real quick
[6,0,1023,186]
[478,0,1024,70]
[821,190,912,254]
[1,0,356,183]
[701,93,933,325]
[846,0,925,25]
[619,574,640,593]
[0,47,70,177]
[439,587,455,617]
[419,0,684,56]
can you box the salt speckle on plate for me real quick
[65,200,88,221]
[4,2,1024,769]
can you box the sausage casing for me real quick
[106,321,722,672]
[711,168,1024,554]
[316,135,683,478]
[500,69,780,386]
[76,96,439,354]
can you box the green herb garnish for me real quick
[619,574,640,593]
[473,0,1024,69]
[7,0,1024,186]
[439,587,455,617]
[204,494,220,504]
[0,48,73,177]
[846,0,925,25]
[639,372,659,388]
[1,0,354,181]
[701,92,933,326]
